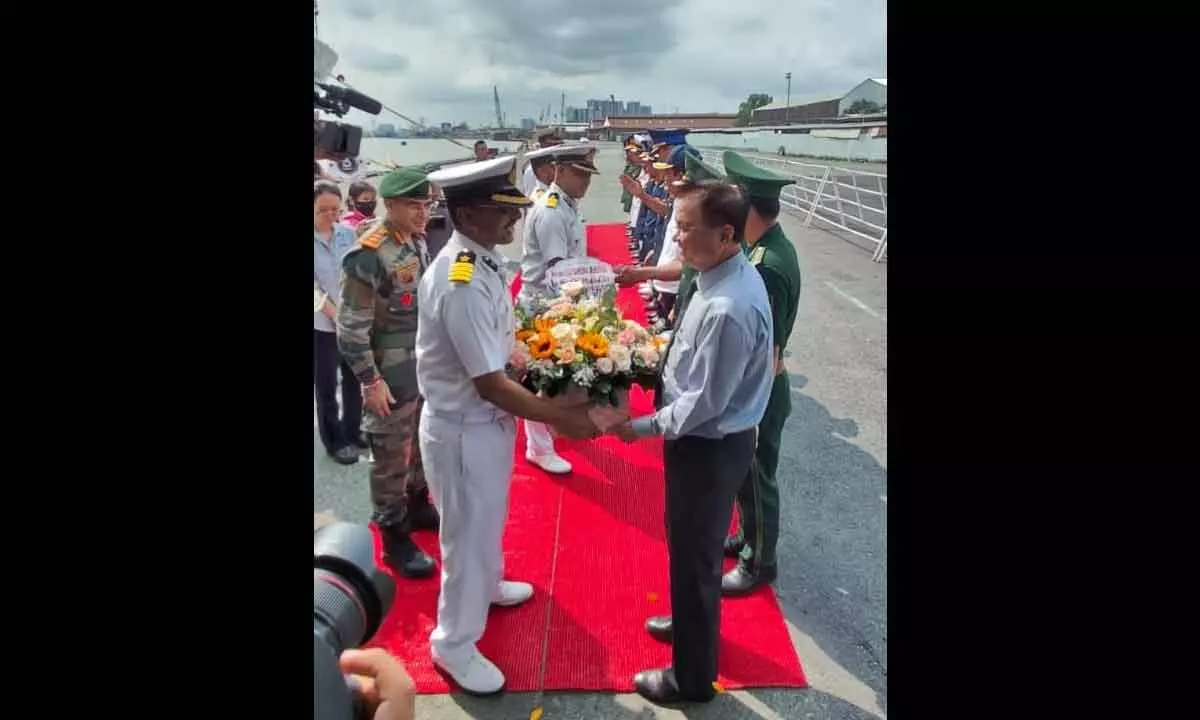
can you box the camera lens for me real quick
[313,522,396,654]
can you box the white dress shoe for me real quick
[526,452,572,474]
[431,647,506,696]
[492,580,534,607]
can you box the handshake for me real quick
[548,404,638,442]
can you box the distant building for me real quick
[839,78,887,115]
[750,77,888,126]
[595,113,738,140]
[751,97,841,126]
[565,99,655,124]
[520,117,535,130]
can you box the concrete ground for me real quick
[314,143,887,719]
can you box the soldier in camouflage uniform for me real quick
[337,166,439,579]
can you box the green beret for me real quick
[721,150,795,199]
[673,152,726,188]
[377,166,431,199]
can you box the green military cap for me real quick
[377,166,431,199]
[721,150,795,199]
[673,152,726,188]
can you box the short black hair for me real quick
[746,194,781,221]
[314,182,341,201]
[347,181,374,200]
[691,184,749,242]
[474,140,487,148]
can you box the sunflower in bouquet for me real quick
[511,281,669,406]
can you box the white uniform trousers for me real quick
[524,418,556,457]
[421,407,517,665]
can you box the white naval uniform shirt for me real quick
[521,164,537,196]
[415,231,514,422]
[653,207,682,294]
[519,182,586,300]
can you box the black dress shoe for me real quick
[330,446,359,465]
[633,667,716,706]
[721,563,778,596]
[380,529,437,578]
[723,535,745,558]
[645,615,673,643]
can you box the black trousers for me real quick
[662,428,757,694]
[654,291,677,327]
[313,328,363,453]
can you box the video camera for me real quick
[313,522,396,720]
[314,82,383,163]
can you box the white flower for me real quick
[572,365,596,387]
[560,280,585,298]
[635,344,660,367]
[608,344,633,373]
[549,322,577,345]
[594,357,615,375]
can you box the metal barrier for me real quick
[701,151,887,262]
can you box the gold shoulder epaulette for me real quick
[749,245,766,265]
[544,192,559,209]
[449,249,477,284]
[358,224,387,250]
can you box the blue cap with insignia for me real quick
[427,155,533,208]
[647,127,690,148]
[653,144,699,172]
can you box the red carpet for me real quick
[367,223,807,694]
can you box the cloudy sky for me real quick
[315,0,885,128]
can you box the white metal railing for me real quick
[701,151,888,262]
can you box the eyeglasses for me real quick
[394,199,439,211]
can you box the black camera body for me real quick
[315,119,364,163]
[313,522,396,720]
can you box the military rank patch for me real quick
[544,192,559,209]
[394,256,420,286]
[749,245,765,265]
[449,249,477,284]
[359,226,386,250]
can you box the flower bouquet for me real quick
[510,280,668,409]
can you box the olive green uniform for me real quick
[731,224,801,570]
[620,160,642,213]
[336,166,439,578]
[720,151,803,577]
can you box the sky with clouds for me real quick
[315,0,885,129]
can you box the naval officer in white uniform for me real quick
[511,144,560,247]
[516,142,599,474]
[418,155,602,695]
[521,127,562,195]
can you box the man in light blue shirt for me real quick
[611,182,774,706]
